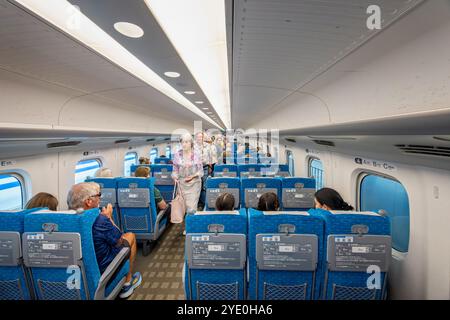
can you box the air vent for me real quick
[395,144,450,158]
[284,137,296,143]
[115,139,130,144]
[433,136,450,142]
[164,138,170,141]
[47,141,81,148]
[147,138,155,142]
[313,140,335,147]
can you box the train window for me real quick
[75,159,102,184]
[286,150,295,176]
[359,174,410,253]
[308,157,324,190]
[124,152,138,176]
[150,147,158,163]
[165,145,171,158]
[0,174,23,210]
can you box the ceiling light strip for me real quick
[145,0,231,128]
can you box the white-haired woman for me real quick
[172,133,203,215]
[94,167,113,178]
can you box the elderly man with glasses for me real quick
[67,182,142,299]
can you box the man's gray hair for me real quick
[67,182,100,210]
[94,167,113,178]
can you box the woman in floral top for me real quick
[172,133,203,213]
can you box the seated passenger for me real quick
[67,182,142,299]
[94,167,113,178]
[257,192,279,211]
[25,192,58,210]
[215,193,235,211]
[314,188,354,211]
[134,166,169,212]
[139,157,150,165]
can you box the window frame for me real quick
[150,147,158,163]
[307,156,324,190]
[74,158,103,184]
[0,171,26,210]
[285,150,295,176]
[356,170,410,254]
[124,151,138,176]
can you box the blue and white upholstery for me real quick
[184,209,248,300]
[205,177,241,210]
[316,209,391,300]
[240,178,282,209]
[213,165,238,177]
[154,157,170,164]
[0,209,40,300]
[238,164,264,178]
[117,178,168,243]
[150,164,175,203]
[248,209,325,300]
[85,177,121,229]
[281,177,316,210]
[23,209,129,300]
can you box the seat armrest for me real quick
[94,247,130,300]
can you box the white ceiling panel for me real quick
[232,0,424,128]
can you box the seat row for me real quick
[85,177,170,255]
[184,208,391,300]
[214,164,290,177]
[205,177,316,210]
[0,208,130,300]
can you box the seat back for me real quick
[238,164,264,178]
[213,165,238,177]
[23,209,101,300]
[248,208,324,300]
[85,178,120,229]
[117,178,165,241]
[150,164,175,202]
[0,209,39,300]
[154,157,170,164]
[281,177,316,210]
[205,177,241,210]
[316,209,391,300]
[184,209,248,300]
[241,178,282,209]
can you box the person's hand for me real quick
[101,203,113,220]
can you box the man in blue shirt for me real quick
[67,182,142,299]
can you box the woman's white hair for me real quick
[181,133,193,142]
[94,168,113,178]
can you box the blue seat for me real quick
[154,157,170,164]
[281,177,316,210]
[117,177,168,255]
[85,177,121,229]
[238,164,264,178]
[23,209,130,300]
[240,178,282,209]
[315,209,391,300]
[0,209,40,300]
[248,208,324,300]
[213,165,238,177]
[205,177,241,210]
[184,209,248,300]
[130,164,151,176]
[150,164,174,203]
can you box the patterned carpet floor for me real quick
[128,223,186,300]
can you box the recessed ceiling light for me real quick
[184,91,195,95]
[164,71,180,78]
[202,107,209,110]
[114,22,144,38]
[195,101,204,104]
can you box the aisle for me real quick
[129,223,186,300]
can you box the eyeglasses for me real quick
[89,192,102,199]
